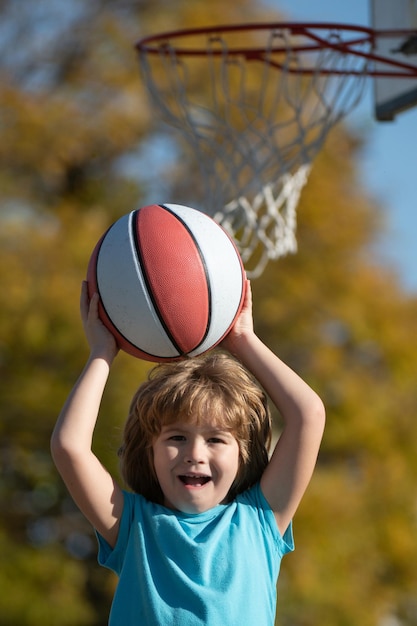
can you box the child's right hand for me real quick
[80,281,119,363]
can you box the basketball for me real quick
[86,203,246,362]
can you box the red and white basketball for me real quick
[86,203,245,362]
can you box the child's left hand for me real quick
[220,279,255,354]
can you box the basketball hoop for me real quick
[136,23,417,277]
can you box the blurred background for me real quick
[1,2,417,625]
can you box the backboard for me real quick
[372,0,417,120]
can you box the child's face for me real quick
[152,419,240,514]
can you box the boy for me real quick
[51,280,325,624]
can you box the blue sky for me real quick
[271,0,417,292]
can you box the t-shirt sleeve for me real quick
[96,490,133,574]
[238,483,295,557]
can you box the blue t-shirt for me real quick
[97,482,294,625]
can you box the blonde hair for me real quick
[119,351,272,504]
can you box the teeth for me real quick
[179,475,211,486]
[184,474,207,478]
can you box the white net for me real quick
[138,24,371,276]
[216,168,310,277]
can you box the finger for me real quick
[243,279,252,307]
[88,291,100,319]
[80,281,90,319]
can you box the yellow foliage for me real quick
[2,2,417,625]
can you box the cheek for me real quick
[224,443,240,475]
[153,442,177,473]
[152,449,168,491]
[151,443,164,477]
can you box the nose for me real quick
[184,437,205,464]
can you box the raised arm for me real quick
[222,281,325,536]
[50,282,124,548]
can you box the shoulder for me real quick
[236,483,295,555]
[96,491,155,570]
[235,481,277,515]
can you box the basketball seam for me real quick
[132,208,186,357]
[160,204,212,351]
[94,225,169,360]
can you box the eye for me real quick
[168,435,186,442]
[208,436,226,444]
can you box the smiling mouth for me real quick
[179,475,212,487]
